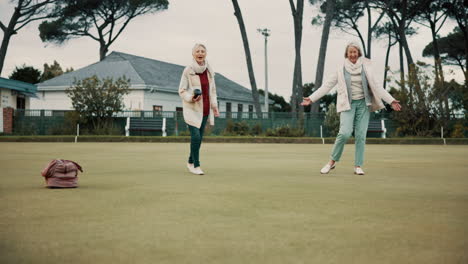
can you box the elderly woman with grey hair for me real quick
[302,42,402,175]
[178,43,220,175]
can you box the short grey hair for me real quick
[192,43,207,53]
[344,41,363,58]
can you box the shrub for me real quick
[265,125,304,137]
[323,102,340,137]
[250,123,263,136]
[451,122,466,138]
[223,120,250,136]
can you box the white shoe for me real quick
[320,163,336,174]
[354,167,365,175]
[187,163,197,174]
[194,167,204,175]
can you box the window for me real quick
[248,105,253,112]
[16,96,25,109]
[238,104,243,112]
[176,107,183,112]
[226,102,232,118]
[153,105,163,111]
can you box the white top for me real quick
[350,72,364,100]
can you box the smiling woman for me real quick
[178,43,220,175]
[301,41,402,176]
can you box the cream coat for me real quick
[309,58,395,112]
[178,66,218,128]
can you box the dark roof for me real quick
[0,77,37,97]
[38,51,266,103]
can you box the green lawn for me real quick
[1,143,467,264]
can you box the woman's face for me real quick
[346,46,360,64]
[193,46,207,65]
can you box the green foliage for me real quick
[451,122,466,138]
[66,75,130,134]
[303,82,337,112]
[265,125,304,137]
[250,123,263,136]
[323,102,340,136]
[41,60,68,81]
[423,27,465,71]
[389,63,443,137]
[258,89,291,112]
[39,0,169,59]
[222,120,263,136]
[9,65,42,84]
[223,120,250,136]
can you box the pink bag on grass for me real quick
[41,159,83,188]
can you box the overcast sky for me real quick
[0,0,462,99]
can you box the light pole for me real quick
[257,28,270,113]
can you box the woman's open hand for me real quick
[301,97,312,106]
[212,107,220,117]
[391,100,402,111]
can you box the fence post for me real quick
[441,126,446,145]
[320,125,324,144]
[75,124,79,143]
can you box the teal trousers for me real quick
[330,99,370,167]
[188,116,208,168]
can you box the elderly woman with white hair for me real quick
[302,42,402,175]
[178,43,220,175]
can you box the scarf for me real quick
[191,58,214,75]
[344,57,363,75]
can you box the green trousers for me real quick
[188,116,208,168]
[330,99,370,167]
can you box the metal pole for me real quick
[257,28,270,113]
[264,35,269,113]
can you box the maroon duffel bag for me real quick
[41,159,83,188]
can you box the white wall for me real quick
[0,88,15,108]
[143,90,181,111]
[29,88,264,113]
[30,91,72,110]
[123,90,145,110]
[31,89,147,110]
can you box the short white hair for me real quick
[344,41,363,58]
[192,43,207,53]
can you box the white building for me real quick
[0,77,37,133]
[31,51,270,113]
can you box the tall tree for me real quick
[315,0,384,58]
[423,28,466,82]
[289,0,305,115]
[415,0,450,117]
[310,0,335,113]
[380,0,427,110]
[39,0,169,61]
[374,22,398,89]
[230,0,262,116]
[0,0,57,75]
[9,64,42,84]
[444,0,468,83]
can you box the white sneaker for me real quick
[320,163,336,174]
[354,167,365,175]
[187,163,197,174]
[194,167,204,175]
